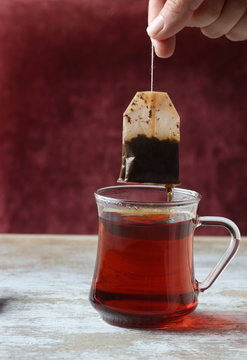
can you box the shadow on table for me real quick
[0,297,16,313]
[154,312,247,333]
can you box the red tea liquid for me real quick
[89,210,198,328]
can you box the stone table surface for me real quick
[0,234,246,360]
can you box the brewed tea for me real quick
[90,210,198,328]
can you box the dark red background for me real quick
[0,0,246,235]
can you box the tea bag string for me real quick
[150,43,154,92]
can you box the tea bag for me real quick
[118,91,180,185]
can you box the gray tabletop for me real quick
[0,235,246,360]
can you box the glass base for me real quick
[92,302,198,329]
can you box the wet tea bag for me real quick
[118,91,180,185]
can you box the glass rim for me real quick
[94,185,201,206]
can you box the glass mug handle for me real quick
[196,216,241,293]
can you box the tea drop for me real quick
[166,184,174,202]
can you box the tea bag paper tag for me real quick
[118,91,180,185]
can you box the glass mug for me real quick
[89,185,241,328]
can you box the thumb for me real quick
[147,0,204,40]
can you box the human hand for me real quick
[147,0,247,58]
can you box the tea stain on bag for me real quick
[118,91,180,195]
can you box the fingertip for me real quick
[200,27,222,39]
[152,37,176,58]
[146,14,164,38]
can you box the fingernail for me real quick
[147,15,164,37]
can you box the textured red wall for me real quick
[0,0,246,234]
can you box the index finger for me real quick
[147,0,204,40]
